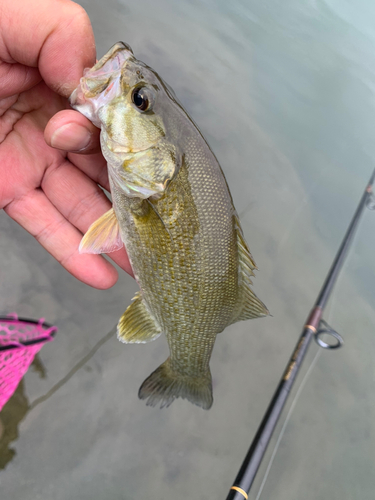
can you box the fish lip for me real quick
[90,42,134,74]
[69,43,134,125]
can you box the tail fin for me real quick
[138,359,213,410]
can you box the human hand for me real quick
[0,0,132,289]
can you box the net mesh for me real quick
[0,314,57,411]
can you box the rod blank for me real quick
[226,169,375,500]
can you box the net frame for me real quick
[0,314,57,411]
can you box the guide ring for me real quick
[314,320,343,349]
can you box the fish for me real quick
[70,42,269,410]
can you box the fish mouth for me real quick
[69,42,134,127]
[90,42,134,73]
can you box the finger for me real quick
[41,156,133,276]
[67,152,110,191]
[45,110,101,154]
[0,62,41,98]
[0,0,96,96]
[45,110,109,187]
[4,188,119,289]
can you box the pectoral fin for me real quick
[79,208,123,254]
[230,213,269,323]
[117,292,162,343]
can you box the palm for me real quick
[1,82,65,204]
[0,0,131,288]
[0,77,131,287]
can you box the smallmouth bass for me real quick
[70,42,269,409]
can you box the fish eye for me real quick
[131,86,154,112]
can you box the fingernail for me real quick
[51,123,92,151]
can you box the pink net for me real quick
[0,314,57,411]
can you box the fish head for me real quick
[70,42,184,199]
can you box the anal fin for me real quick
[117,292,162,343]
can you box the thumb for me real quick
[0,0,96,97]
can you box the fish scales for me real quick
[112,140,237,374]
[70,42,269,409]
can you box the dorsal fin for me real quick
[230,213,269,324]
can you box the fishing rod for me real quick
[226,169,375,500]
